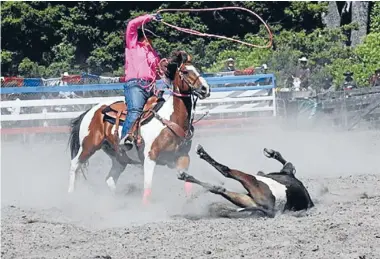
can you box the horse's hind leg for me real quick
[102,144,128,192]
[68,110,105,193]
[177,172,257,209]
[68,146,96,193]
[68,149,83,193]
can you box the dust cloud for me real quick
[1,119,380,258]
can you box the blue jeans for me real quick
[121,79,153,138]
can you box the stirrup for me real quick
[124,135,134,150]
[119,134,133,150]
[124,141,133,151]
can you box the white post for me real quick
[272,75,277,117]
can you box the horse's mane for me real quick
[164,50,190,81]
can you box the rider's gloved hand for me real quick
[151,13,163,21]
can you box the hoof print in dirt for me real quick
[359,192,375,199]
[94,256,112,259]
[26,219,39,224]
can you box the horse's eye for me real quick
[182,71,189,75]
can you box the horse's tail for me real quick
[68,109,90,160]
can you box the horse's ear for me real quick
[177,51,190,64]
[180,52,188,63]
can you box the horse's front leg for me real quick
[143,144,158,205]
[176,155,192,197]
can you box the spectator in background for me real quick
[261,64,268,74]
[295,57,311,90]
[222,58,236,72]
[6,93,21,115]
[342,71,357,90]
[369,69,380,87]
[61,72,69,86]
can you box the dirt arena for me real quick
[1,123,380,259]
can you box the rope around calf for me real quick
[155,6,273,49]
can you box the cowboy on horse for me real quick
[119,13,163,150]
[67,13,211,203]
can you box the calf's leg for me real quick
[264,148,296,175]
[178,172,256,208]
[178,172,274,217]
[196,144,278,214]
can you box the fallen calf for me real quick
[178,145,314,218]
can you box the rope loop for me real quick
[155,6,273,49]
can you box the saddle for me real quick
[102,94,166,147]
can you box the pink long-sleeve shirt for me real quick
[124,14,160,82]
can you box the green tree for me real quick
[18,58,45,77]
[1,0,377,87]
[328,32,380,87]
[370,1,380,33]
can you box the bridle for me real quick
[162,61,204,99]
[148,58,208,142]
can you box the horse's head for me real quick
[163,50,210,99]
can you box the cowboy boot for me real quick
[124,119,143,150]
[120,117,141,151]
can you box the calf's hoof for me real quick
[196,144,206,157]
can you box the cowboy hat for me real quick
[298,57,308,62]
[343,71,353,76]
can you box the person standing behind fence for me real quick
[119,13,163,150]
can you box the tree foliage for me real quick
[370,1,380,33]
[1,1,379,88]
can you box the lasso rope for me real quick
[140,6,273,95]
[155,6,273,49]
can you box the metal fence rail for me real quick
[1,74,278,134]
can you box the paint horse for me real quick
[67,51,211,204]
[178,145,314,218]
